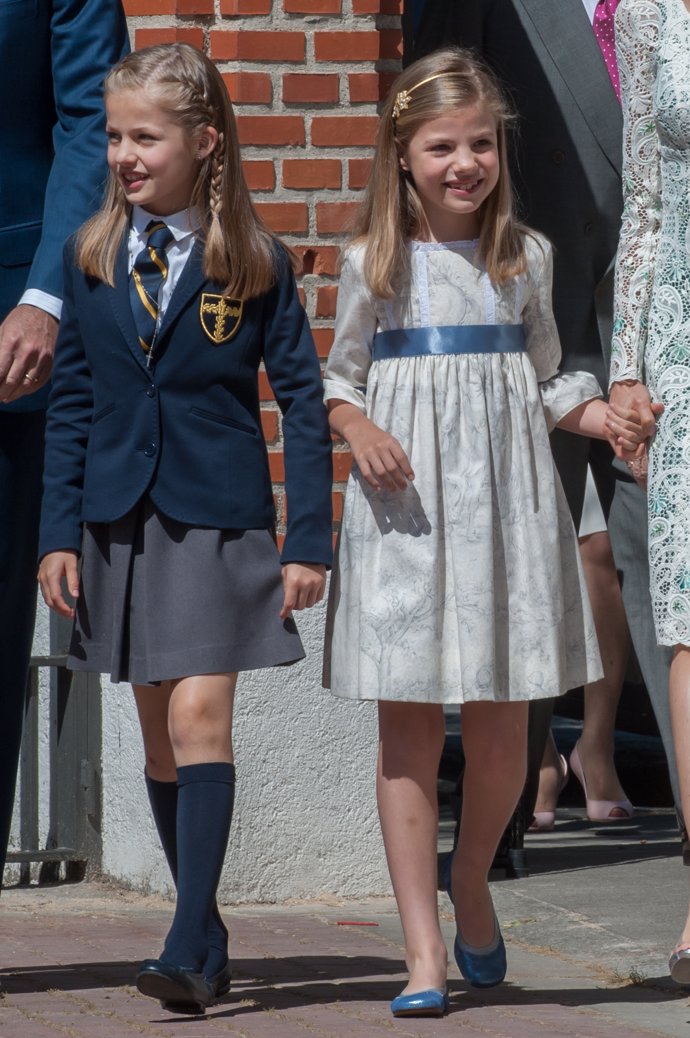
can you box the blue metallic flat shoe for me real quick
[390,987,449,1017]
[442,852,507,988]
[669,947,690,985]
[454,919,507,988]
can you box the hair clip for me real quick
[392,89,412,121]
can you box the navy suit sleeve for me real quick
[413,0,486,57]
[39,247,94,559]
[26,0,130,300]
[262,252,333,567]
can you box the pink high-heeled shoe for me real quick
[528,754,569,832]
[569,741,634,822]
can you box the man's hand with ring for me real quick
[0,304,58,403]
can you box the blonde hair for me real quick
[354,47,529,297]
[76,43,281,298]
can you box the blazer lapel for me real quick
[108,237,152,373]
[517,0,622,177]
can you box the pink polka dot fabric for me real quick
[593,0,621,101]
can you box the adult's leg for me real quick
[576,529,631,805]
[449,701,528,947]
[0,410,45,883]
[377,700,447,995]
[523,429,590,819]
[603,453,680,818]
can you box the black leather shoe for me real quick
[136,958,214,1014]
[160,958,232,1014]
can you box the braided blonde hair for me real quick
[76,43,281,298]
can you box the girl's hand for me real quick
[328,401,414,492]
[280,562,327,619]
[38,551,79,619]
[346,420,414,491]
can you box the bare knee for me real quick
[378,701,445,775]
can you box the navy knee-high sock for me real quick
[145,769,233,976]
[159,762,235,972]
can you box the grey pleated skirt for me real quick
[68,496,304,685]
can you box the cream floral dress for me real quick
[611,0,690,645]
[323,236,603,703]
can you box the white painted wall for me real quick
[11,597,390,903]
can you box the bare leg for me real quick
[532,530,630,817]
[167,673,236,765]
[133,681,176,781]
[576,531,630,804]
[450,701,528,947]
[377,701,447,994]
[532,730,566,820]
[670,646,690,953]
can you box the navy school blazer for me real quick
[39,238,333,567]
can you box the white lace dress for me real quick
[323,237,603,703]
[611,0,690,646]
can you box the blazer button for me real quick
[146,384,156,398]
[551,150,565,165]
[583,221,593,236]
[144,442,157,457]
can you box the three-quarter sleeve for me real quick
[609,0,662,386]
[323,247,378,412]
[522,235,602,431]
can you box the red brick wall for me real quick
[123,1,403,544]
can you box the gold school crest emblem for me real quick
[200,294,243,344]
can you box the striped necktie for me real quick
[129,220,174,354]
[593,0,621,102]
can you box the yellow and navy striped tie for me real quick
[129,220,174,354]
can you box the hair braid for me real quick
[210,131,225,221]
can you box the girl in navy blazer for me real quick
[38,43,332,1015]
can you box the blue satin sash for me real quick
[372,324,526,361]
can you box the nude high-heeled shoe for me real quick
[528,753,569,832]
[569,741,634,822]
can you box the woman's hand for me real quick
[280,562,327,619]
[37,550,79,619]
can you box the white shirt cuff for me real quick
[19,289,62,321]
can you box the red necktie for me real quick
[593,0,621,102]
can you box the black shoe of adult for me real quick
[136,958,214,1014]
[160,958,232,1014]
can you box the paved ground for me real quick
[1,809,689,1037]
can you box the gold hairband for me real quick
[392,71,453,122]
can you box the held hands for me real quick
[606,380,663,491]
[280,562,327,620]
[0,304,58,403]
[606,379,663,455]
[38,551,80,619]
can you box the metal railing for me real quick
[6,646,102,884]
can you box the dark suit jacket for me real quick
[0,0,129,410]
[39,241,334,567]
[414,0,622,388]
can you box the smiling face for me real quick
[400,104,500,243]
[106,88,217,217]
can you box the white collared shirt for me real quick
[128,205,200,323]
[581,0,599,24]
